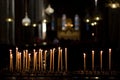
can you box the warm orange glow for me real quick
[6,18,13,22]
[108,2,120,9]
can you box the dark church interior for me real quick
[0,0,120,79]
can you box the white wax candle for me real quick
[9,49,13,71]
[52,48,55,71]
[16,47,18,70]
[38,49,41,70]
[44,50,47,71]
[58,47,60,71]
[50,49,52,71]
[60,49,63,71]
[19,52,21,71]
[83,53,86,71]
[65,48,67,72]
[92,50,94,71]
[28,53,31,70]
[109,48,112,70]
[100,50,103,70]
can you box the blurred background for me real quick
[0,0,120,72]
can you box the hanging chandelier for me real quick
[22,0,31,26]
[45,4,54,15]
[84,0,101,26]
[6,17,13,22]
[6,0,13,22]
[107,0,120,9]
[108,2,120,9]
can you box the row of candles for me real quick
[9,47,112,72]
[83,48,112,71]
[9,47,68,72]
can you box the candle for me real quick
[28,53,31,70]
[40,50,43,71]
[65,48,67,72]
[50,49,52,72]
[83,53,86,71]
[100,50,103,71]
[25,50,28,70]
[11,53,13,71]
[60,49,63,71]
[35,52,37,70]
[33,49,36,71]
[9,49,13,71]
[44,50,47,71]
[17,51,19,71]
[92,50,94,71]
[58,47,60,71]
[17,52,20,70]
[19,52,21,71]
[16,47,18,70]
[38,49,41,70]
[23,50,25,70]
[109,48,112,70]
[52,48,55,72]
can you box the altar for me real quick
[57,30,80,40]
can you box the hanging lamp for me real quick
[22,0,31,26]
[45,4,54,15]
[108,0,120,9]
[6,0,13,22]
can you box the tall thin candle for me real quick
[23,50,25,70]
[38,49,41,70]
[44,50,47,71]
[35,52,37,70]
[9,49,13,71]
[109,48,112,70]
[28,53,31,70]
[92,50,94,71]
[58,47,60,71]
[60,49,63,71]
[50,49,52,71]
[33,49,36,71]
[83,53,86,71]
[52,48,55,71]
[65,48,67,72]
[100,50,103,71]
[16,47,18,70]
[19,52,21,71]
[40,50,43,71]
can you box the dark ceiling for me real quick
[48,0,107,17]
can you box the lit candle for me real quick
[60,49,63,71]
[83,53,86,71]
[58,47,60,72]
[100,50,103,71]
[52,48,55,72]
[40,50,43,71]
[28,53,31,70]
[38,49,41,70]
[44,50,47,71]
[92,50,94,71]
[33,49,36,71]
[16,47,18,70]
[19,52,21,71]
[65,48,67,72]
[50,49,52,72]
[109,48,112,70]
[25,50,28,70]
[17,52,19,70]
[23,50,25,71]
[17,52,19,71]
[9,49,13,71]
[35,52,37,70]
[11,53,13,71]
